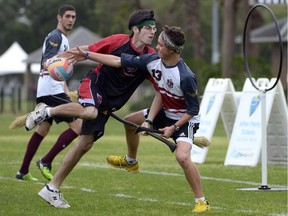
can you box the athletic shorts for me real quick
[36,93,76,125]
[77,70,110,140]
[80,112,109,141]
[144,108,199,145]
[77,70,133,111]
[78,70,107,109]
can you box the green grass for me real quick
[0,112,287,216]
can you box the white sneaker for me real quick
[38,185,70,208]
[25,103,48,131]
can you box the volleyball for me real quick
[47,57,73,81]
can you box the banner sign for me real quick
[192,78,238,163]
[224,78,287,166]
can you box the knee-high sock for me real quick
[19,132,44,174]
[41,128,78,164]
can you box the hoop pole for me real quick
[238,3,287,192]
[259,89,269,189]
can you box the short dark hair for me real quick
[58,4,76,17]
[163,25,185,47]
[128,9,155,30]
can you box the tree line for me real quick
[0,0,286,93]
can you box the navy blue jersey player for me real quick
[120,52,200,123]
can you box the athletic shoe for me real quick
[36,158,53,180]
[25,103,48,131]
[38,184,70,208]
[16,171,38,182]
[106,155,139,173]
[192,200,210,213]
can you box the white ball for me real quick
[47,57,73,81]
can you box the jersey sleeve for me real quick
[42,33,62,62]
[120,53,158,70]
[182,73,200,116]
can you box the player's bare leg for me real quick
[176,141,210,213]
[124,111,146,159]
[49,103,98,120]
[38,134,95,208]
[106,111,145,173]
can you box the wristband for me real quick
[145,118,153,125]
[85,51,89,60]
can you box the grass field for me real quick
[0,112,287,216]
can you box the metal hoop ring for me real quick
[243,4,283,91]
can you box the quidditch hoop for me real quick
[243,4,283,91]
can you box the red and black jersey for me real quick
[87,34,155,110]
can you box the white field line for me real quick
[0,176,246,214]
[2,176,285,215]
[2,160,287,188]
[79,161,288,188]
[1,162,287,215]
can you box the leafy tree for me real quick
[0,0,286,91]
[184,0,203,60]
[0,0,30,53]
[24,0,98,52]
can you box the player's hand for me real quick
[67,46,86,64]
[159,126,174,138]
[139,121,151,136]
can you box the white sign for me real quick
[267,80,287,165]
[192,78,238,163]
[224,78,287,166]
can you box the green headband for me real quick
[135,20,156,29]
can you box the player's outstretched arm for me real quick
[57,45,88,59]
[41,45,89,70]
[68,46,122,68]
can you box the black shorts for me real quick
[80,112,110,141]
[145,108,199,144]
[78,70,137,112]
[78,70,112,110]
[36,93,76,125]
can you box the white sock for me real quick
[125,155,137,165]
[195,197,205,203]
[45,107,51,117]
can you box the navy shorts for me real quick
[144,108,199,144]
[36,93,76,125]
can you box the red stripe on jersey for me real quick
[158,86,184,100]
[161,93,186,110]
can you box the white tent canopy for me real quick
[0,41,39,75]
